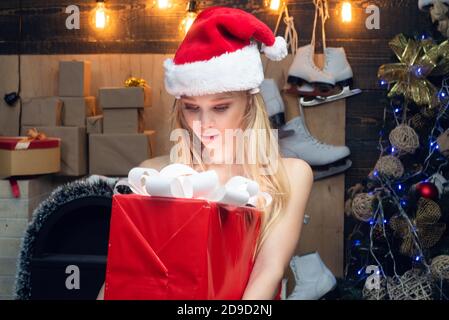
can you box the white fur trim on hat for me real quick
[261,36,288,61]
[164,42,264,98]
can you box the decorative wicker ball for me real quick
[389,124,420,154]
[351,193,375,222]
[362,277,388,300]
[387,269,434,300]
[374,156,405,179]
[408,113,426,130]
[430,255,449,280]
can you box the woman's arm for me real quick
[241,158,313,300]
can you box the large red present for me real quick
[104,193,262,300]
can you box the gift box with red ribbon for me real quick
[0,134,60,178]
[104,193,262,300]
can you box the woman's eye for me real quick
[214,105,229,112]
[184,104,199,112]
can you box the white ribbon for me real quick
[114,163,273,209]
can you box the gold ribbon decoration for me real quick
[124,77,147,87]
[378,34,449,108]
[15,128,47,150]
[390,197,446,257]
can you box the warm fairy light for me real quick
[180,11,197,35]
[342,1,352,23]
[180,1,197,36]
[157,0,171,9]
[95,0,107,29]
[269,0,282,11]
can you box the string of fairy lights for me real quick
[91,0,355,35]
[344,72,449,298]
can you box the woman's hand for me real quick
[241,158,313,300]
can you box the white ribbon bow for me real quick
[114,163,272,209]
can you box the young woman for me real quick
[97,6,313,300]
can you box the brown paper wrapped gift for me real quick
[21,126,87,177]
[21,97,63,127]
[87,115,103,134]
[103,109,145,133]
[58,60,91,97]
[89,132,153,176]
[60,96,96,126]
[0,99,20,136]
[0,136,60,178]
[99,86,152,109]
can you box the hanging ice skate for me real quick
[259,78,295,139]
[286,0,361,107]
[279,103,352,181]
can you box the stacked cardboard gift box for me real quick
[20,60,97,177]
[89,86,155,176]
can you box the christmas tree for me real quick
[342,27,449,300]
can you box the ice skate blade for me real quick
[300,87,362,107]
[312,159,352,181]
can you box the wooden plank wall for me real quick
[0,0,433,188]
[0,0,434,289]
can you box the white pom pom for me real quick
[261,36,288,61]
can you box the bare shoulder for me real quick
[139,154,171,171]
[281,157,313,189]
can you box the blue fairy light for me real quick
[415,256,421,262]
[400,200,407,207]
[391,146,395,153]
[394,108,400,113]
[415,66,423,77]
[439,91,447,99]
[354,240,361,246]
[379,79,388,87]
[357,267,364,275]
[373,170,379,177]
[383,219,387,224]
[397,184,403,191]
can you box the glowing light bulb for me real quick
[180,11,197,35]
[95,1,107,29]
[157,0,170,9]
[342,1,352,23]
[269,0,281,11]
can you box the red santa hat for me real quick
[164,6,288,99]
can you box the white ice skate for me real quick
[286,0,361,107]
[279,116,352,180]
[299,47,362,107]
[419,0,449,10]
[259,78,295,139]
[286,44,336,98]
[287,252,337,300]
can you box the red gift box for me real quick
[0,136,60,177]
[104,193,264,300]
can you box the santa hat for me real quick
[164,6,288,99]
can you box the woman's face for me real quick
[180,91,248,147]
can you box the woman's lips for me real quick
[202,135,217,140]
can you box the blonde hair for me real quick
[169,91,291,258]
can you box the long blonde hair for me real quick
[169,91,291,257]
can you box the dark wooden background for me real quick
[0,0,433,187]
[0,1,435,258]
